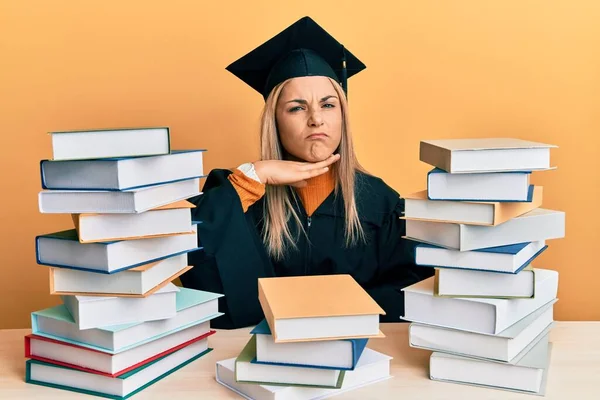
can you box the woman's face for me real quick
[275,76,342,162]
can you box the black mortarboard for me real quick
[226,16,366,100]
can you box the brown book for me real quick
[402,186,543,226]
[258,274,385,343]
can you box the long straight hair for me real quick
[259,77,367,261]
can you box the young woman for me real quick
[180,16,432,329]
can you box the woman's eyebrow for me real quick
[285,95,338,104]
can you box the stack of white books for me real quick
[27,127,224,399]
[401,138,565,396]
[216,274,394,400]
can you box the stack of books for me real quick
[401,138,565,395]
[26,127,224,399]
[216,274,394,399]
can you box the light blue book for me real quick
[31,287,223,354]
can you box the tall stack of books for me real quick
[401,138,565,395]
[216,274,394,400]
[26,127,224,399]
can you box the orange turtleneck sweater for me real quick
[227,167,335,215]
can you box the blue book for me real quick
[31,287,223,353]
[249,319,368,370]
[36,223,202,274]
[415,240,548,274]
[427,167,534,202]
[26,340,213,399]
[41,149,207,190]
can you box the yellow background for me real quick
[1,1,598,328]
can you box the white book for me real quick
[427,168,532,201]
[26,338,211,398]
[73,200,195,243]
[401,268,558,334]
[39,177,201,214]
[31,287,223,353]
[49,254,190,296]
[415,241,547,273]
[405,208,565,251]
[409,299,556,362]
[27,323,212,375]
[36,225,199,274]
[436,267,535,298]
[41,150,205,190]
[430,334,552,395]
[50,127,170,161]
[62,283,179,330]
[216,348,392,400]
[419,138,557,173]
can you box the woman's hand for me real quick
[254,154,340,188]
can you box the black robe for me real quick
[180,168,433,329]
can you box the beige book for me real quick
[402,186,542,226]
[258,274,385,343]
[420,138,557,173]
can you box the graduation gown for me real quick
[180,168,433,329]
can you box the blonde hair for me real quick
[259,77,367,261]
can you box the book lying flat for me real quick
[41,149,205,190]
[61,283,179,330]
[434,266,536,298]
[49,126,170,161]
[25,327,214,377]
[258,274,385,343]
[419,138,557,173]
[49,254,191,297]
[401,269,558,334]
[427,168,532,202]
[415,241,547,274]
[409,299,556,362]
[36,225,199,274]
[235,335,345,389]
[404,208,565,251]
[39,177,201,214]
[402,186,542,226]
[251,319,368,371]
[26,338,212,399]
[31,287,223,353]
[72,200,195,243]
[429,334,552,395]
[216,348,392,400]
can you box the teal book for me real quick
[26,337,212,399]
[31,287,223,353]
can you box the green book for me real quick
[235,335,345,389]
[26,340,212,399]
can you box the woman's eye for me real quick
[322,103,335,108]
[288,106,304,112]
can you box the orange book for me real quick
[402,186,543,226]
[72,200,195,243]
[258,274,385,343]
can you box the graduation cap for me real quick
[226,16,366,100]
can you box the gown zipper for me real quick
[304,215,312,275]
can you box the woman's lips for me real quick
[307,133,328,139]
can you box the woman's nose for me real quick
[308,111,324,126]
